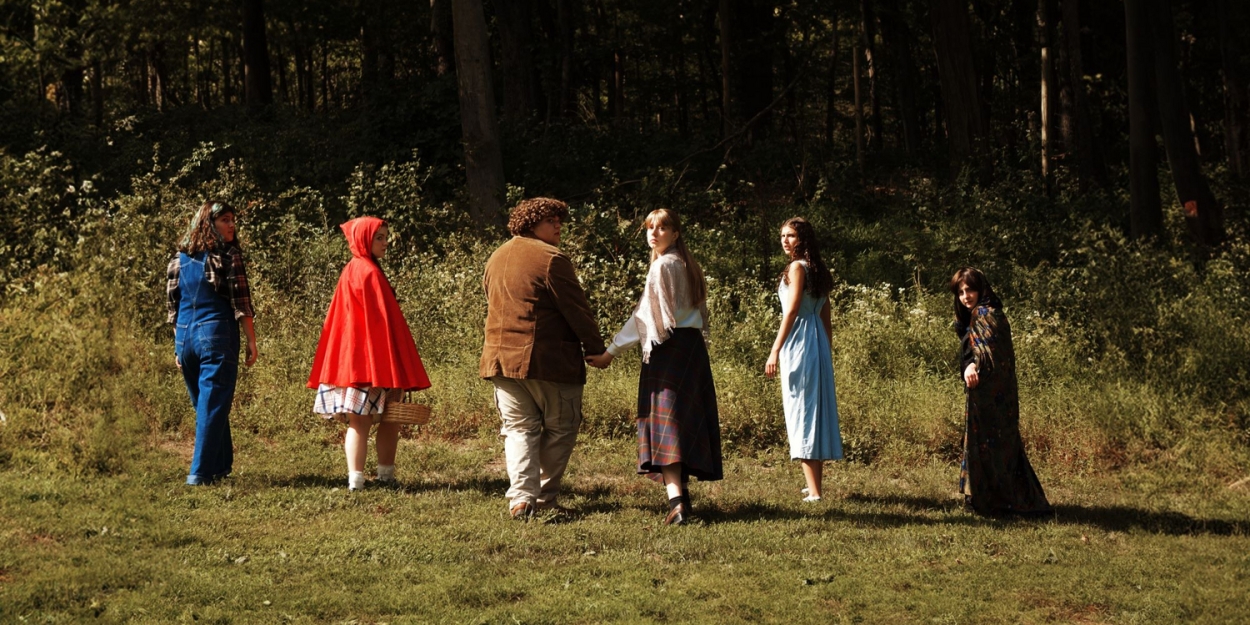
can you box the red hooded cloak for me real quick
[307,217,431,391]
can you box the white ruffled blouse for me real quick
[607,249,708,363]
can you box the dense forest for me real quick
[1,0,1248,475]
[2,0,1246,230]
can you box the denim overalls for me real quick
[175,251,240,485]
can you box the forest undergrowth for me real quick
[1,139,1248,483]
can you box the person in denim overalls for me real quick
[166,201,259,485]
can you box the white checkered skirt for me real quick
[314,384,401,422]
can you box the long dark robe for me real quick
[957,304,1052,516]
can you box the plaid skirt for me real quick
[636,328,723,482]
[313,384,402,424]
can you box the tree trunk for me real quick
[360,3,384,106]
[222,37,234,105]
[613,49,625,117]
[854,38,865,171]
[824,20,841,148]
[275,42,288,104]
[1038,0,1056,185]
[91,59,104,126]
[930,0,987,170]
[861,0,881,151]
[1150,0,1224,247]
[557,0,574,117]
[879,0,920,156]
[1061,0,1105,187]
[735,0,775,140]
[719,0,733,136]
[431,0,455,77]
[1217,0,1248,179]
[495,0,538,120]
[242,0,273,107]
[676,50,690,137]
[452,0,506,224]
[321,44,330,109]
[1124,0,1162,240]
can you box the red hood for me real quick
[341,217,384,260]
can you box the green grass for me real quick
[3,430,1248,624]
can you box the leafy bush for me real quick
[1,141,1247,481]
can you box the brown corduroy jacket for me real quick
[480,236,606,384]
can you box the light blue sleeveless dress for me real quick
[778,262,843,460]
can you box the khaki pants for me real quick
[491,376,584,509]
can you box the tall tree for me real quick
[930,0,987,169]
[734,0,776,139]
[1038,0,1057,185]
[879,0,921,156]
[495,0,538,120]
[823,15,841,148]
[1124,0,1161,240]
[719,0,734,136]
[861,0,882,151]
[1060,0,1104,187]
[1217,0,1248,179]
[452,0,506,224]
[1150,0,1224,247]
[854,36,865,170]
[243,0,273,107]
[431,0,455,77]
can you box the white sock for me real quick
[348,471,366,490]
[377,465,395,482]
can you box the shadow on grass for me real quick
[264,473,512,495]
[844,493,1248,536]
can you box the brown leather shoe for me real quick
[510,502,535,520]
[663,502,688,526]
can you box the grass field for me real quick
[3,427,1248,624]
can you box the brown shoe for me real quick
[663,502,689,526]
[510,502,535,520]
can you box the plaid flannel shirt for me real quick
[166,246,255,324]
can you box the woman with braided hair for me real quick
[765,217,843,502]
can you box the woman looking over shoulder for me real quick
[308,217,431,491]
[166,201,259,486]
[950,267,1051,517]
[765,217,843,502]
[586,209,722,526]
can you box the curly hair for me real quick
[507,197,570,237]
[179,200,238,255]
[779,217,835,298]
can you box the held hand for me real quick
[765,351,779,379]
[175,356,181,369]
[585,352,614,369]
[964,363,979,389]
[245,341,259,367]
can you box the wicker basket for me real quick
[381,396,431,425]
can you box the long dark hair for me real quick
[645,208,708,306]
[780,217,834,298]
[948,266,1001,334]
[179,200,239,254]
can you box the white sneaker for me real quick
[802,495,822,503]
[800,487,810,495]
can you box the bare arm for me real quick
[240,316,258,367]
[765,262,805,378]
